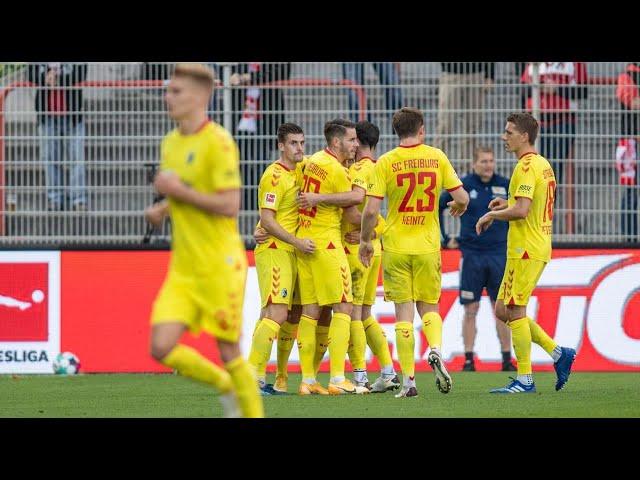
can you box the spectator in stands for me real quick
[142,63,170,81]
[341,63,403,123]
[229,62,291,210]
[439,146,516,372]
[616,62,640,242]
[520,62,588,186]
[28,63,88,211]
[513,62,528,109]
[434,62,495,165]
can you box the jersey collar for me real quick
[275,161,293,171]
[518,151,537,161]
[324,148,339,160]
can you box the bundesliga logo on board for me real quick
[0,252,61,373]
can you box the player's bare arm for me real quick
[447,187,470,217]
[297,185,365,209]
[345,224,379,244]
[342,204,362,227]
[260,208,315,254]
[154,171,240,217]
[488,197,508,211]
[144,199,169,227]
[359,196,382,267]
[476,197,531,234]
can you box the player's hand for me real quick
[254,227,269,244]
[297,192,321,209]
[359,240,374,268]
[476,213,494,235]
[154,171,184,197]
[345,229,361,245]
[447,237,459,249]
[488,197,508,211]
[448,200,467,217]
[144,202,166,228]
[296,238,316,254]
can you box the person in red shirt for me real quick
[28,63,87,212]
[616,62,640,241]
[521,62,588,186]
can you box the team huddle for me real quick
[145,64,577,418]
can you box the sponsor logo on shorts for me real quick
[461,290,475,300]
[281,288,288,298]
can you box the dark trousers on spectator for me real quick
[621,164,639,241]
[342,63,403,123]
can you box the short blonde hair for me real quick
[173,63,215,92]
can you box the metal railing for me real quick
[0,62,638,247]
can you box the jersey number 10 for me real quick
[299,174,321,218]
[396,172,436,213]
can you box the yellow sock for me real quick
[277,320,298,378]
[395,321,415,378]
[225,356,264,418]
[252,318,262,338]
[314,325,330,375]
[347,320,367,370]
[328,312,351,380]
[527,317,557,355]
[421,311,443,350]
[508,317,532,375]
[298,314,318,380]
[363,316,393,368]
[248,318,279,381]
[162,344,232,393]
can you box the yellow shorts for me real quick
[363,255,382,306]
[382,250,441,304]
[255,248,297,309]
[151,255,248,343]
[498,257,546,306]
[297,248,353,306]
[346,250,370,306]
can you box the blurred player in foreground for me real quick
[145,63,262,417]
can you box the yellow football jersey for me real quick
[507,152,556,262]
[368,144,462,254]
[340,156,384,256]
[295,148,352,249]
[255,161,300,253]
[160,120,243,276]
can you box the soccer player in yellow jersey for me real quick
[475,112,577,393]
[360,107,469,398]
[144,64,263,418]
[295,120,368,395]
[248,123,315,395]
[340,121,400,393]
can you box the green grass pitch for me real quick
[2,372,639,417]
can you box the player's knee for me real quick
[333,302,353,316]
[150,340,176,362]
[266,304,289,324]
[464,302,480,319]
[494,305,508,323]
[217,340,241,363]
[287,305,302,324]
